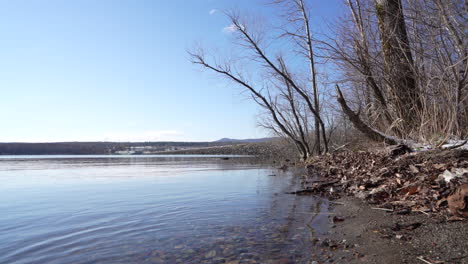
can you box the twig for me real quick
[329,201,345,205]
[416,210,430,216]
[332,143,350,152]
[371,207,394,212]
[451,254,468,261]
[417,256,434,264]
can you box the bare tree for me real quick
[189,8,329,158]
[190,0,466,154]
[326,0,467,145]
[275,0,323,153]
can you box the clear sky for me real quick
[0,0,342,142]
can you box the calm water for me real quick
[0,155,329,264]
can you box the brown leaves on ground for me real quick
[447,184,468,218]
[305,147,468,218]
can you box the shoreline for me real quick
[317,197,467,264]
[300,147,467,264]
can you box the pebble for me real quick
[276,258,294,264]
[101,189,333,263]
[184,249,195,254]
[149,257,164,264]
[205,250,217,258]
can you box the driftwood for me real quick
[416,256,435,264]
[371,207,394,212]
[441,140,467,150]
[286,179,340,195]
[286,189,317,195]
[388,144,413,157]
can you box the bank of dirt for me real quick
[298,147,467,264]
[316,197,467,264]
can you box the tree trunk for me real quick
[298,0,322,154]
[375,0,421,132]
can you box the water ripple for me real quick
[0,155,328,264]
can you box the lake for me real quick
[0,155,329,264]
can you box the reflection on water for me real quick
[0,155,329,264]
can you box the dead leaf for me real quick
[409,165,419,173]
[448,216,465,221]
[438,169,466,183]
[399,184,420,196]
[436,198,447,208]
[447,184,468,217]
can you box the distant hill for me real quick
[214,137,275,143]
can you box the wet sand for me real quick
[320,197,467,264]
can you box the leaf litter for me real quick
[299,147,467,220]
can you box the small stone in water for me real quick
[149,257,164,264]
[183,249,195,254]
[205,250,217,258]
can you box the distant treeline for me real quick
[0,141,232,155]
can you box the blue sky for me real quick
[0,0,342,142]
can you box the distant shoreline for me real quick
[0,141,263,156]
[0,140,295,164]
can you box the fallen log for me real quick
[286,189,317,195]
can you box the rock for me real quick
[276,258,293,264]
[183,249,195,254]
[234,248,248,255]
[149,257,164,264]
[369,185,387,195]
[333,216,345,223]
[320,239,330,247]
[355,191,368,200]
[205,250,217,258]
[391,222,421,231]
